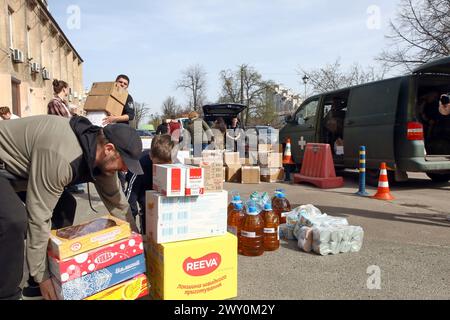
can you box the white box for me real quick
[146,191,228,244]
[153,164,186,197]
[85,111,108,127]
[183,165,205,196]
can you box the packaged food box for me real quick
[146,191,228,244]
[49,233,144,283]
[84,274,149,300]
[48,216,131,260]
[153,164,186,197]
[201,162,224,193]
[53,254,146,300]
[183,165,205,196]
[146,233,237,300]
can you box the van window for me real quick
[295,100,318,125]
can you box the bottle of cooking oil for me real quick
[240,206,265,257]
[261,203,280,251]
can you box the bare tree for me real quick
[162,96,181,119]
[298,58,386,96]
[378,0,450,71]
[132,102,151,129]
[148,113,162,130]
[219,64,274,126]
[176,64,207,112]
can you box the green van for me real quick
[280,56,450,183]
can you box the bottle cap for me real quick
[248,207,258,215]
[232,195,241,202]
[234,203,243,211]
[264,203,272,211]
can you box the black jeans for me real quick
[0,177,76,300]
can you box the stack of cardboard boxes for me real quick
[83,82,129,127]
[258,144,285,183]
[145,162,238,300]
[48,216,148,300]
[182,145,284,185]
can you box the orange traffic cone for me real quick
[372,163,395,201]
[283,138,295,165]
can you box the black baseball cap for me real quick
[103,124,144,175]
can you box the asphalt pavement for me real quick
[71,170,449,300]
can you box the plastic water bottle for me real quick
[227,203,245,254]
[228,194,244,216]
[272,191,292,224]
[240,206,265,257]
[261,203,280,251]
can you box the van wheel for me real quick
[426,173,450,183]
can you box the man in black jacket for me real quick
[102,74,135,126]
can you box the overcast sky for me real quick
[49,0,400,115]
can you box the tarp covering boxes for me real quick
[48,216,149,300]
[146,163,238,300]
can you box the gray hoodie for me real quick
[0,115,132,283]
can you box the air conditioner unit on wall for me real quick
[31,62,41,74]
[42,69,51,80]
[12,49,24,63]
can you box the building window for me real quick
[8,8,14,49]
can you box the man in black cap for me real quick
[0,115,143,300]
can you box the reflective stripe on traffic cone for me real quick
[283,138,295,165]
[372,162,395,201]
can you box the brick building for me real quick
[0,0,84,117]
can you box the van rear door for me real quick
[344,78,404,169]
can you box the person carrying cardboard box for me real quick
[102,74,136,126]
[0,115,143,300]
[125,135,176,234]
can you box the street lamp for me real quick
[302,75,309,99]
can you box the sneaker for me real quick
[21,285,44,301]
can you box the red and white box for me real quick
[183,165,204,196]
[153,164,186,197]
[48,233,144,283]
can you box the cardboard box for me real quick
[146,191,228,244]
[226,165,242,183]
[53,254,146,300]
[85,111,107,127]
[84,95,124,117]
[223,152,240,166]
[153,164,186,197]
[258,144,273,152]
[202,150,223,163]
[184,165,205,196]
[48,216,131,260]
[89,82,128,105]
[201,162,224,193]
[85,274,149,300]
[146,233,237,300]
[184,157,203,166]
[261,168,285,183]
[258,152,283,168]
[49,233,144,283]
[241,166,260,184]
